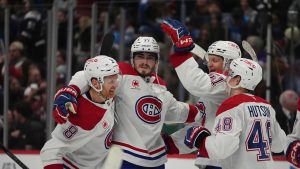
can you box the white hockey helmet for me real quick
[130,36,160,60]
[227,58,262,90]
[84,55,119,92]
[206,41,242,68]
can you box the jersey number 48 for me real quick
[246,120,271,161]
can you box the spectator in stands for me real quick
[73,15,91,71]
[0,41,31,86]
[19,10,45,64]
[9,77,24,108]
[9,101,45,150]
[277,90,298,134]
[23,64,47,121]
[57,9,68,50]
[190,0,210,28]
[208,13,226,43]
[239,0,257,27]
[56,50,67,88]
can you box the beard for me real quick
[134,64,156,77]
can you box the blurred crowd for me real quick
[1,0,300,150]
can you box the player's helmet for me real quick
[84,55,119,92]
[206,41,242,69]
[227,58,262,90]
[130,36,160,60]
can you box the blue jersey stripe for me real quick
[123,149,166,160]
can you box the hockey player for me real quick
[52,36,204,169]
[40,55,120,169]
[184,58,286,169]
[286,98,300,168]
[161,18,241,168]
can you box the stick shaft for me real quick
[0,143,29,169]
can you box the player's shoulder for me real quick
[216,94,269,116]
[68,95,108,130]
[152,74,166,86]
[117,62,166,86]
[118,62,139,76]
[209,71,226,78]
[208,72,226,83]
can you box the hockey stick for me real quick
[98,32,115,56]
[242,40,258,62]
[0,142,29,169]
[103,145,123,169]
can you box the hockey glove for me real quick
[195,102,206,126]
[161,132,179,154]
[184,126,211,149]
[161,18,195,53]
[286,140,300,168]
[53,86,78,124]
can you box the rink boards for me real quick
[0,151,292,169]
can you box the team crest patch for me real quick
[135,96,162,124]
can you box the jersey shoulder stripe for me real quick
[216,94,269,116]
[118,62,139,76]
[68,95,107,130]
[117,62,166,86]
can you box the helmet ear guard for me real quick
[84,55,120,93]
[227,58,262,91]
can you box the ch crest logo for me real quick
[135,96,162,124]
[132,80,139,88]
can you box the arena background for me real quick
[0,0,299,168]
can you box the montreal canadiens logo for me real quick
[105,130,113,149]
[135,96,162,124]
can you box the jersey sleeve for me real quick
[204,107,242,159]
[40,121,97,167]
[164,91,200,124]
[68,71,89,94]
[170,53,226,98]
[270,108,286,153]
[286,109,300,145]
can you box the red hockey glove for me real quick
[53,86,78,124]
[184,126,211,149]
[161,18,194,53]
[286,140,300,168]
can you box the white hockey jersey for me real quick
[169,53,228,157]
[68,62,199,167]
[197,93,286,169]
[40,94,115,169]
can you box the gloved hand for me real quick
[286,140,300,168]
[53,86,78,124]
[184,126,211,149]
[161,132,179,154]
[195,102,206,126]
[161,18,195,53]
